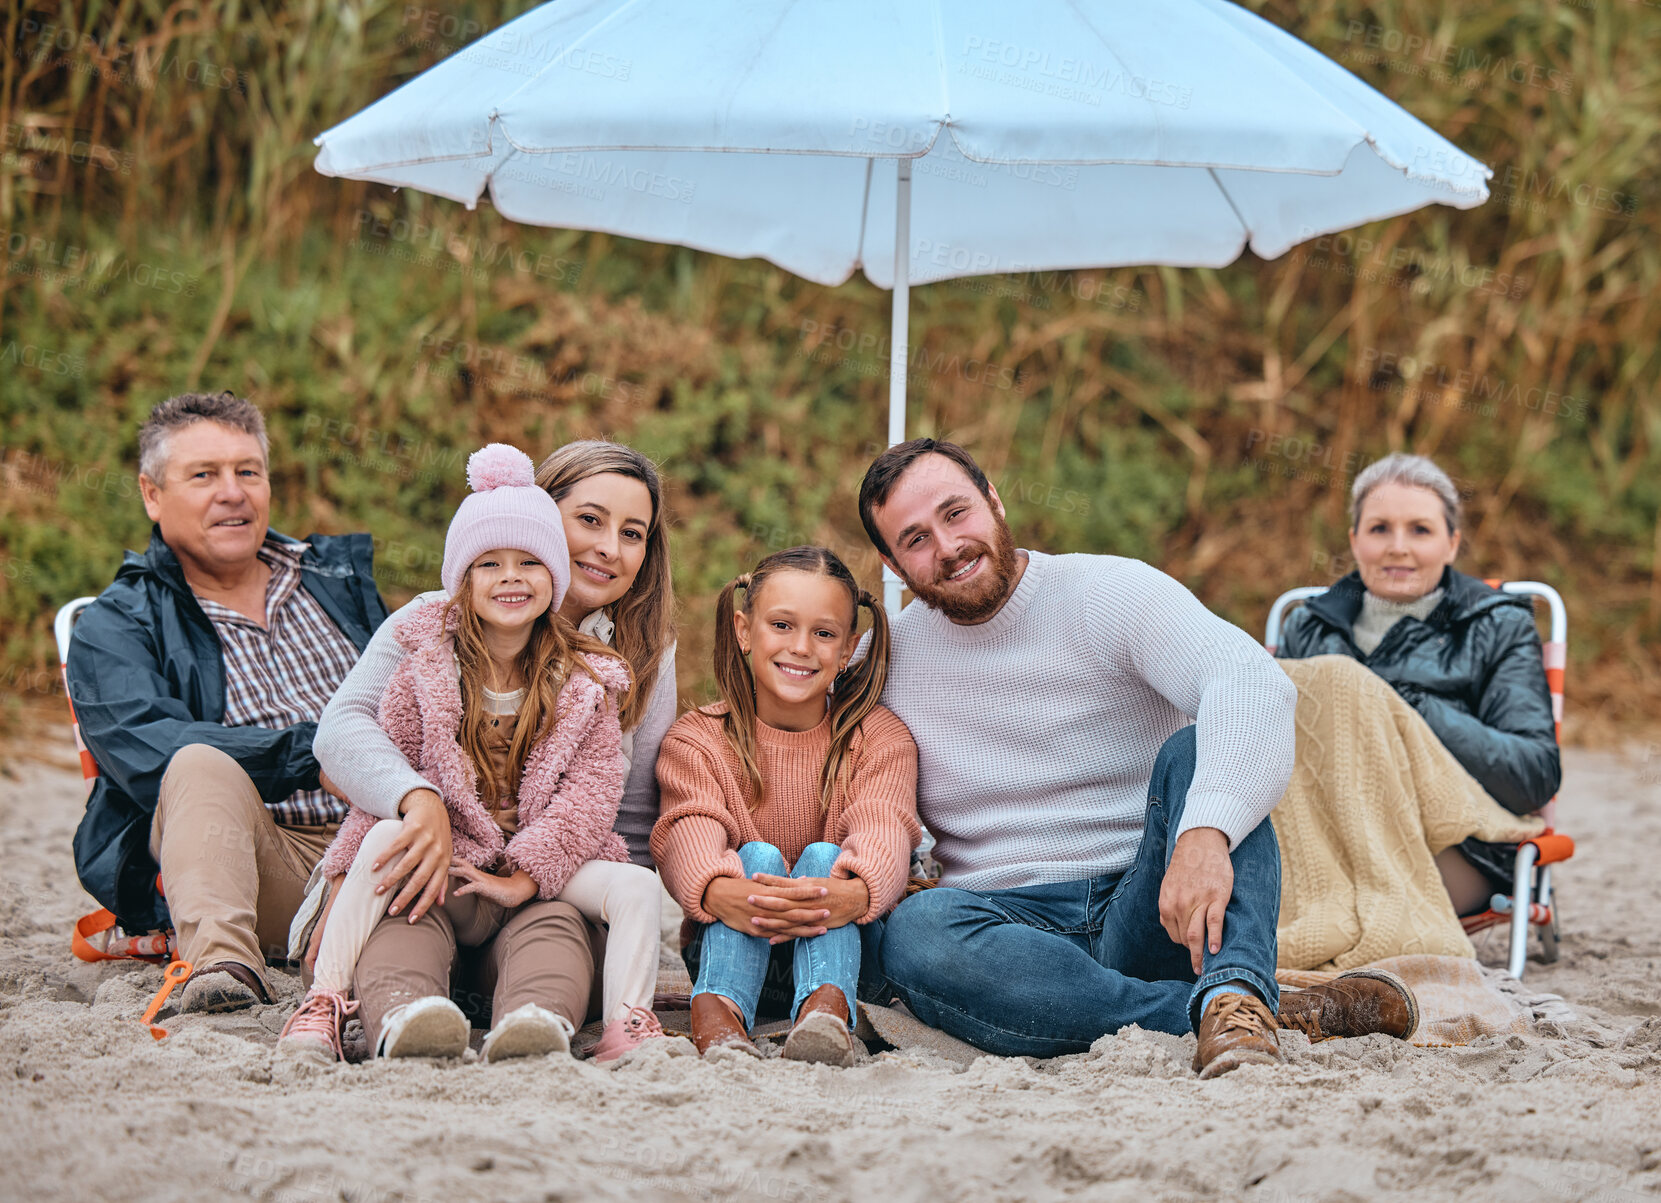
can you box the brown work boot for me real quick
[690,992,761,1057]
[1192,991,1284,1079]
[1277,969,1420,1042]
[783,985,856,1067]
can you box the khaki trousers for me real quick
[149,743,334,996]
[352,890,601,1049]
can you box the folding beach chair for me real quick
[53,598,100,782]
[1264,580,1575,980]
[55,597,177,965]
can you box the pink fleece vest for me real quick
[319,598,632,897]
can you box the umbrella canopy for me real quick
[316,0,1490,609]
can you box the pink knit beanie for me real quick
[441,444,571,606]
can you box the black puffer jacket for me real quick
[67,528,387,932]
[1277,567,1560,816]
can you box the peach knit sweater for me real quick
[651,703,921,926]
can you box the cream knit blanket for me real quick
[1272,655,1545,971]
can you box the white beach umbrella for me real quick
[315,0,1490,611]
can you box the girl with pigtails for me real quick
[651,546,921,1065]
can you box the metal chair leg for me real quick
[1508,842,1540,979]
[1536,865,1559,964]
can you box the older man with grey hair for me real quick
[67,391,388,1012]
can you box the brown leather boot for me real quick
[1277,969,1420,1042]
[783,985,856,1067]
[690,993,761,1057]
[1192,991,1284,1079]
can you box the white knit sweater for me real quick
[879,550,1297,890]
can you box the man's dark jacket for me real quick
[1276,566,1561,817]
[67,528,387,932]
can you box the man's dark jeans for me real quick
[877,726,1281,1057]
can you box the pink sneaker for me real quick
[278,987,358,1063]
[590,1005,678,1063]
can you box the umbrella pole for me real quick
[882,158,913,616]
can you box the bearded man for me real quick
[858,439,1419,1077]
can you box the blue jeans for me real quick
[878,726,1281,1057]
[685,841,878,1031]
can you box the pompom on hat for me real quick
[441,444,571,606]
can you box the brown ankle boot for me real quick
[783,985,855,1067]
[1277,969,1420,1042]
[1193,991,1284,1079]
[690,993,760,1057]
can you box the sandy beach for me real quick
[2,737,1657,1203]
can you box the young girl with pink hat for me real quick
[280,444,676,1064]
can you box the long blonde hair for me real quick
[536,441,675,732]
[709,547,891,812]
[444,572,628,802]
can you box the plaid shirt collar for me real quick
[195,536,310,629]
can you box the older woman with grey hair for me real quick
[1276,453,1561,919]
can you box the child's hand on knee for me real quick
[739,873,836,944]
[450,860,537,909]
[755,873,868,932]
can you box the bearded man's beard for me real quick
[901,510,1019,623]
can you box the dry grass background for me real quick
[0,0,1657,742]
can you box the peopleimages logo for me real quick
[459,32,632,81]
[0,340,86,378]
[1298,229,1531,301]
[501,155,697,204]
[12,18,249,95]
[1355,349,1589,421]
[1497,166,1635,218]
[1,228,199,295]
[350,211,584,284]
[799,320,1026,393]
[1340,22,1575,97]
[0,123,135,176]
[959,36,1193,109]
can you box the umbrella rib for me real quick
[854,158,874,276]
[1062,0,1135,76]
[1205,167,1253,255]
[485,144,525,210]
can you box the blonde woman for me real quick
[1277,452,1560,920]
